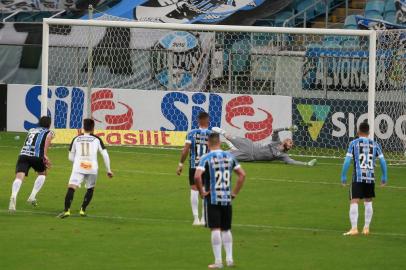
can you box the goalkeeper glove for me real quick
[289,125,298,132]
[307,159,317,167]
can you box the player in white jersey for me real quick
[58,119,113,218]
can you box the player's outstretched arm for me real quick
[341,156,351,186]
[379,156,388,186]
[101,149,113,178]
[273,125,298,133]
[280,155,315,166]
[231,167,246,199]
[177,143,190,176]
[271,125,298,142]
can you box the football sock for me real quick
[191,190,199,219]
[364,201,373,228]
[221,230,233,262]
[211,230,222,264]
[81,188,94,211]
[28,175,46,201]
[11,179,23,199]
[64,188,75,212]
[349,203,359,230]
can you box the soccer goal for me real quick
[41,18,406,163]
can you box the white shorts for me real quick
[69,172,97,189]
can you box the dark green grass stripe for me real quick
[1,209,406,238]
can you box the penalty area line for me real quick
[1,209,406,238]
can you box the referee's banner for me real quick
[7,84,292,145]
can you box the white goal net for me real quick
[375,29,406,163]
[41,19,406,163]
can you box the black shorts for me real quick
[350,182,375,200]
[189,168,196,186]
[205,200,232,231]
[15,155,46,176]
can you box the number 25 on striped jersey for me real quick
[359,153,373,169]
[81,142,90,157]
[215,170,230,189]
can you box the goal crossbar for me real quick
[43,18,374,36]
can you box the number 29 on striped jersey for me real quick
[215,170,230,189]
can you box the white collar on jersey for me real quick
[211,149,223,152]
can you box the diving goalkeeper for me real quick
[212,126,317,166]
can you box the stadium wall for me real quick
[4,84,406,151]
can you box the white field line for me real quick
[113,168,406,190]
[1,161,405,190]
[1,209,405,238]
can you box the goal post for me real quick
[40,18,405,162]
[368,30,377,144]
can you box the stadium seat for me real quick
[383,0,397,22]
[231,39,251,73]
[252,32,277,46]
[315,0,333,15]
[342,36,360,49]
[344,15,358,29]
[384,0,397,13]
[367,13,384,20]
[365,10,382,18]
[384,11,397,22]
[323,41,342,49]
[306,43,323,49]
[296,0,315,20]
[364,0,385,17]
[323,36,342,48]
[274,11,294,26]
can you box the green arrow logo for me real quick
[297,104,331,141]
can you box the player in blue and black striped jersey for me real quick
[194,133,246,269]
[9,116,54,212]
[176,112,212,226]
[341,121,388,236]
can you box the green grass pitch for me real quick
[0,132,405,270]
